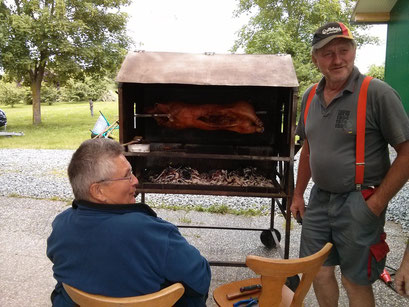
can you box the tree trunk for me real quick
[31,79,42,125]
[31,63,45,125]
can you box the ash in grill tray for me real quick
[147,166,274,187]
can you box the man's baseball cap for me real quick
[312,22,354,49]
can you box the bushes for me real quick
[60,77,113,102]
[41,86,60,105]
[0,81,26,107]
[0,77,115,105]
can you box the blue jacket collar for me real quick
[72,199,157,217]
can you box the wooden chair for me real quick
[213,243,332,307]
[62,282,184,307]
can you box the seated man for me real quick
[47,138,211,307]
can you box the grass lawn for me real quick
[0,101,119,149]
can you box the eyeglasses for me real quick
[96,170,134,184]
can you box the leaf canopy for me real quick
[232,0,379,95]
[0,0,132,83]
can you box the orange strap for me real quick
[355,76,373,188]
[303,76,373,189]
[303,83,318,125]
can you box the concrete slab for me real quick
[0,196,407,306]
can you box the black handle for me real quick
[240,284,262,292]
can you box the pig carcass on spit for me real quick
[145,101,264,134]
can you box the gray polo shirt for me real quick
[296,67,409,193]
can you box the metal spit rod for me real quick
[134,111,267,117]
[134,113,171,118]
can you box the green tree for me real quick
[366,64,384,81]
[0,0,132,124]
[232,0,378,97]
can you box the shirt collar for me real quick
[72,199,157,217]
[316,66,361,95]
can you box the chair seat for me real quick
[213,277,294,307]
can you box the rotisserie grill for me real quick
[116,51,298,262]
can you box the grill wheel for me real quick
[260,228,281,248]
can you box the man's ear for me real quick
[312,54,318,67]
[89,183,106,203]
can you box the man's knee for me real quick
[313,266,339,307]
[315,266,336,282]
[314,266,337,290]
[341,274,374,297]
[341,275,374,307]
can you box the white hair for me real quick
[68,138,124,201]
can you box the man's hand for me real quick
[291,140,311,222]
[290,194,306,220]
[366,197,383,217]
[395,248,409,297]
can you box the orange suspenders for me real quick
[303,83,318,126]
[355,76,373,189]
[303,76,373,190]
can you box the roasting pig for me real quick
[145,101,264,134]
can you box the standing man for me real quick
[47,138,211,307]
[89,99,94,117]
[290,22,409,307]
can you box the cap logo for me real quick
[322,26,341,35]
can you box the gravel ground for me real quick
[0,148,408,231]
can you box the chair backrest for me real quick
[245,242,332,307]
[62,282,185,307]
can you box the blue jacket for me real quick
[47,200,211,306]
